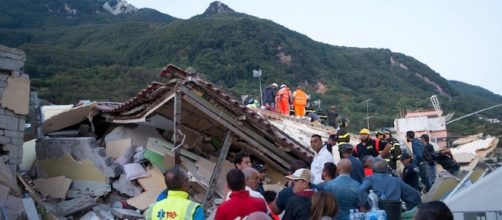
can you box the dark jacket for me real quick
[327,109,339,127]
[348,155,365,183]
[283,190,314,220]
[353,139,379,160]
[411,138,425,165]
[263,85,277,104]
[402,163,420,191]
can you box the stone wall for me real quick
[0,44,29,177]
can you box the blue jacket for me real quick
[324,175,360,220]
[411,138,425,165]
[358,173,421,210]
[348,155,364,183]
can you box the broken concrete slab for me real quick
[42,102,97,134]
[33,176,72,199]
[124,163,150,181]
[35,137,120,178]
[112,208,143,219]
[37,154,107,183]
[22,196,41,220]
[105,138,131,159]
[112,174,142,197]
[55,196,98,216]
[92,204,114,219]
[0,158,20,194]
[126,166,166,210]
[0,44,26,71]
[0,75,30,115]
[104,125,164,148]
[66,180,111,198]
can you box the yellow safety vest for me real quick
[145,190,200,220]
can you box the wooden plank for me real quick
[173,91,182,165]
[126,166,166,210]
[180,88,290,173]
[203,131,232,211]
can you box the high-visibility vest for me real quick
[146,190,200,220]
[293,89,307,106]
[276,88,291,101]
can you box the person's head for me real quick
[340,144,353,158]
[337,159,353,175]
[227,169,246,191]
[328,134,337,146]
[414,201,453,220]
[263,190,277,204]
[289,160,308,175]
[253,164,268,181]
[247,212,272,220]
[234,152,252,170]
[400,153,413,166]
[330,105,337,111]
[242,167,260,191]
[376,130,384,140]
[310,191,339,220]
[406,131,415,142]
[420,134,430,143]
[280,84,286,89]
[322,162,337,181]
[165,166,190,192]
[359,128,370,141]
[310,134,323,152]
[382,128,392,139]
[362,155,375,168]
[271,83,278,88]
[372,158,389,173]
[286,168,312,193]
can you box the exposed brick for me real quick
[0,129,4,136]
[4,129,22,138]
[0,74,9,81]
[0,108,15,117]
[0,135,11,144]
[10,137,23,145]
[18,118,25,130]
[0,114,18,130]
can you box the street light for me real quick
[363,98,372,129]
[252,69,263,107]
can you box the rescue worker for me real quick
[145,167,204,220]
[353,128,379,161]
[275,84,292,116]
[382,128,402,170]
[292,86,308,118]
[374,130,393,171]
[263,83,278,111]
[327,105,339,128]
[336,128,351,159]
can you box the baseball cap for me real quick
[253,164,268,172]
[285,168,312,182]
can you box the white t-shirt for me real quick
[311,146,335,184]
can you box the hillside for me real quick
[1,0,501,137]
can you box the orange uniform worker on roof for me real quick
[275,84,292,116]
[292,86,308,117]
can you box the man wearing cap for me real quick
[382,128,402,170]
[271,160,307,215]
[340,144,364,183]
[406,131,431,192]
[275,84,292,115]
[263,83,278,111]
[283,168,314,220]
[353,128,379,161]
[310,134,335,184]
[400,153,420,191]
[253,164,268,195]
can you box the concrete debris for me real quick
[126,166,166,210]
[35,137,121,178]
[452,133,483,146]
[42,102,97,134]
[112,208,143,219]
[112,174,142,197]
[22,196,41,220]
[37,154,108,183]
[55,196,98,216]
[33,175,72,199]
[92,204,115,219]
[105,138,131,159]
[0,44,26,72]
[124,163,150,181]
[81,211,100,220]
[67,180,111,198]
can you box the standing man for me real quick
[275,84,292,116]
[400,153,421,191]
[382,128,402,170]
[271,160,308,215]
[216,169,267,220]
[283,169,315,220]
[420,134,437,186]
[327,105,339,128]
[325,134,337,155]
[406,131,431,192]
[323,159,360,220]
[310,134,335,184]
[340,144,364,183]
[145,167,204,220]
[353,129,379,161]
[263,83,278,111]
[233,152,252,170]
[253,164,268,195]
[317,162,337,191]
[292,86,308,118]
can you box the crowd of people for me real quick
[143,126,459,220]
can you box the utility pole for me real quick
[363,98,371,129]
[252,69,263,107]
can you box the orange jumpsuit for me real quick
[275,87,291,116]
[293,89,307,117]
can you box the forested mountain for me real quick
[1,0,501,137]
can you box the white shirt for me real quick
[311,146,335,184]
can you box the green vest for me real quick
[145,190,200,220]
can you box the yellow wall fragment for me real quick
[37,154,107,183]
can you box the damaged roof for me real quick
[94,64,314,172]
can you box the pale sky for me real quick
[128,0,502,96]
